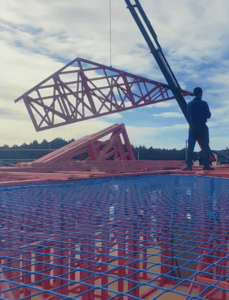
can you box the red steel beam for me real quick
[14,58,192,132]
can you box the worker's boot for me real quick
[203,166,214,170]
[182,166,192,171]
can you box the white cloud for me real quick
[147,100,179,110]
[126,123,188,148]
[0,117,113,147]
[151,112,183,118]
[0,0,229,150]
[211,136,229,150]
[208,73,229,87]
[207,121,219,128]
[0,40,63,97]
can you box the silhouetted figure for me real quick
[183,87,214,171]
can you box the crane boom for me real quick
[125,0,215,163]
[124,0,190,119]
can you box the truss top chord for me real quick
[14,57,192,132]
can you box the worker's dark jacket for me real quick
[186,97,211,168]
[187,97,211,125]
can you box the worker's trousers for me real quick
[186,123,210,168]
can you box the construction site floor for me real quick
[0,165,229,299]
[0,165,229,186]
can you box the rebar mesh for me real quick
[0,174,229,299]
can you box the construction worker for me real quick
[183,87,214,171]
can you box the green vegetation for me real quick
[0,138,72,165]
[0,139,202,166]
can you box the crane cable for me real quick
[109,0,112,67]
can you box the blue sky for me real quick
[1,0,229,150]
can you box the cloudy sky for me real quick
[1,0,229,150]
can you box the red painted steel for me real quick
[15,124,187,173]
[17,124,136,172]
[14,58,192,131]
[185,222,229,300]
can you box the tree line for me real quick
[0,138,73,164]
[0,138,201,165]
[132,146,199,160]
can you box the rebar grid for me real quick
[0,174,229,300]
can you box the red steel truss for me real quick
[16,123,186,173]
[26,124,135,171]
[14,58,192,131]
[32,123,135,163]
